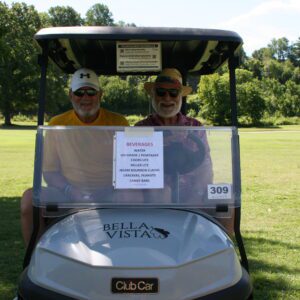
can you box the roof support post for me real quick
[37,42,49,126]
[228,56,239,127]
[229,55,250,272]
[181,72,187,115]
[23,42,49,269]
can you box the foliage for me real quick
[243,58,264,79]
[261,78,285,116]
[196,36,300,126]
[85,3,114,26]
[0,2,299,126]
[99,75,149,115]
[116,20,136,27]
[126,114,144,125]
[48,6,83,26]
[0,2,42,125]
[197,73,231,125]
[268,37,290,61]
[186,94,200,115]
[281,80,300,117]
[263,59,295,84]
[197,70,267,125]
[44,67,70,117]
[261,116,300,126]
[235,70,265,124]
[289,37,300,67]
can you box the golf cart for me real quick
[18,27,252,299]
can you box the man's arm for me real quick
[43,171,69,191]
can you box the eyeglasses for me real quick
[73,89,98,97]
[155,88,181,98]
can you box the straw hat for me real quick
[144,68,192,96]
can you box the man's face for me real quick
[70,86,101,118]
[152,84,182,118]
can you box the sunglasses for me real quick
[73,89,98,97]
[155,88,181,98]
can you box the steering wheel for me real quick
[164,131,206,174]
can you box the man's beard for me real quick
[72,100,100,118]
[152,97,182,118]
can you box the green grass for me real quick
[239,130,300,299]
[0,129,35,299]
[0,125,299,299]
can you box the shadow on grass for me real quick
[0,197,25,299]
[0,124,37,130]
[243,235,300,299]
[239,124,281,129]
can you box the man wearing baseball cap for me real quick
[50,68,128,126]
[21,68,128,245]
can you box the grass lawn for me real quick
[0,129,35,298]
[239,129,300,299]
[0,125,299,299]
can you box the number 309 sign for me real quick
[208,184,232,200]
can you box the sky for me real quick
[4,0,300,55]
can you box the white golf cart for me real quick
[18,26,252,299]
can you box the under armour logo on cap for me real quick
[80,73,90,78]
[71,68,100,91]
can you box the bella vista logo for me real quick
[103,222,170,239]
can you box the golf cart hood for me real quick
[32,209,235,268]
[25,208,246,300]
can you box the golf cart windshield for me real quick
[33,126,240,217]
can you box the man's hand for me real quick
[65,185,93,202]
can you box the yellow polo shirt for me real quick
[43,108,128,189]
[49,108,129,126]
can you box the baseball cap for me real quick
[71,68,100,91]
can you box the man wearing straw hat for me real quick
[135,68,200,126]
[135,68,236,234]
[135,68,213,204]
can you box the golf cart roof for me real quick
[34,26,243,76]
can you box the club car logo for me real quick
[112,278,159,294]
[103,222,170,239]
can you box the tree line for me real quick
[0,1,299,126]
[193,38,300,125]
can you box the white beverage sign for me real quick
[114,131,164,189]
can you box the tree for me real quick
[0,2,42,125]
[198,73,231,125]
[264,59,294,84]
[291,66,300,84]
[268,37,290,62]
[236,70,265,124]
[289,37,300,67]
[115,20,136,27]
[38,12,52,27]
[198,70,266,125]
[280,80,300,117]
[99,76,148,115]
[243,58,264,79]
[261,78,285,116]
[48,6,83,26]
[252,47,273,62]
[85,4,114,26]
